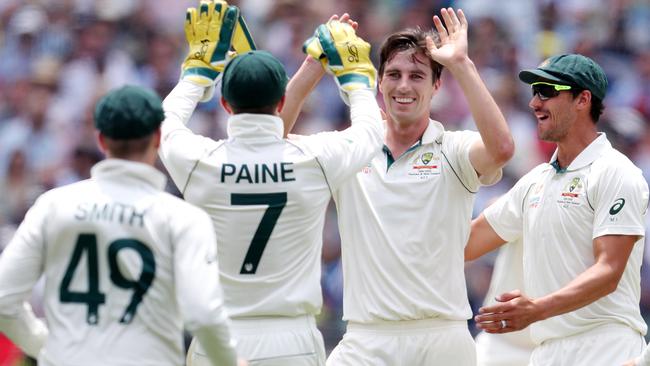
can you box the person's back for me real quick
[0,84,239,366]
[29,161,211,365]
[160,14,382,365]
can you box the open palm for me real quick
[426,8,468,68]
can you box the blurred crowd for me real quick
[1,0,650,359]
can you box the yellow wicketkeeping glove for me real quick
[303,20,377,105]
[181,0,239,87]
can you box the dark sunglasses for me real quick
[531,82,572,101]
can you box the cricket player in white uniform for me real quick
[0,85,240,366]
[159,3,382,365]
[469,54,649,366]
[473,239,535,366]
[292,8,514,366]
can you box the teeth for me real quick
[394,97,414,103]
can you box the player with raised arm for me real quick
[0,84,241,365]
[158,2,383,364]
[288,7,514,366]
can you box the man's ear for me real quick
[96,132,107,154]
[221,97,234,115]
[276,95,286,114]
[575,90,592,112]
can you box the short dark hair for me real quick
[102,132,157,159]
[378,28,443,84]
[570,89,605,122]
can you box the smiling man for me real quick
[306,8,514,366]
[468,54,649,366]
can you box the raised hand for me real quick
[302,17,376,105]
[426,7,469,68]
[181,0,239,87]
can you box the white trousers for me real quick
[327,318,476,366]
[188,315,326,366]
[475,330,535,366]
[529,324,645,366]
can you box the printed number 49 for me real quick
[59,234,155,325]
[231,193,287,274]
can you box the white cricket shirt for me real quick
[484,133,649,344]
[334,119,500,323]
[0,159,237,366]
[160,81,382,319]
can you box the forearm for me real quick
[449,58,513,167]
[533,261,622,321]
[161,80,206,137]
[280,56,325,136]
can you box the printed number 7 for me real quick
[231,192,287,274]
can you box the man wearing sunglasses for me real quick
[466,54,648,366]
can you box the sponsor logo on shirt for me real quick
[361,163,372,174]
[528,183,544,208]
[609,198,625,215]
[558,176,584,207]
[408,152,441,179]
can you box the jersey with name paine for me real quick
[333,119,501,323]
[484,133,649,344]
[160,81,382,318]
[0,159,235,366]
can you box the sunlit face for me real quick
[528,90,578,142]
[379,50,439,127]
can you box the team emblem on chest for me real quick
[557,176,585,207]
[408,151,441,179]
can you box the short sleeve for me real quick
[484,172,536,242]
[591,165,649,239]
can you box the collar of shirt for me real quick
[226,113,284,141]
[91,159,166,190]
[382,119,445,170]
[548,132,611,173]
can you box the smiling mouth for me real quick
[393,97,415,104]
[535,112,549,122]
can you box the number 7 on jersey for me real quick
[231,192,287,274]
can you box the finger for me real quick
[339,13,350,23]
[425,35,437,55]
[476,319,504,332]
[440,8,455,34]
[185,7,197,40]
[479,301,513,314]
[496,289,522,302]
[432,15,448,43]
[447,7,461,30]
[213,5,239,64]
[328,14,340,22]
[457,8,468,29]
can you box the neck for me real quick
[554,123,598,169]
[385,117,428,158]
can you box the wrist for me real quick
[303,55,326,74]
[445,56,475,74]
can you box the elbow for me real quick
[494,139,515,166]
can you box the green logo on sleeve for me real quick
[609,198,625,215]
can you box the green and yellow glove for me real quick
[303,20,377,105]
[232,14,256,54]
[181,0,239,88]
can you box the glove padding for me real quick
[181,0,239,89]
[303,20,377,105]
